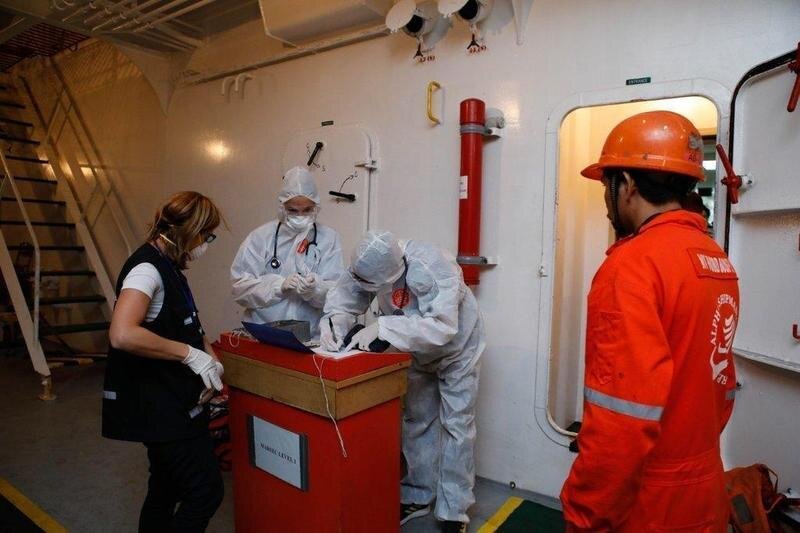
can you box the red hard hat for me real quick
[581,110,705,182]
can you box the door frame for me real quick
[534,79,731,447]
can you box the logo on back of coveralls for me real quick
[392,288,410,309]
[709,294,738,384]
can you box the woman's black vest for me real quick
[102,244,209,443]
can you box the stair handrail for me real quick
[47,58,135,255]
[17,76,117,309]
[0,151,41,340]
[20,59,135,257]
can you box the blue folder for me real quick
[241,321,313,354]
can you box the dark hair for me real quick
[681,191,710,218]
[606,168,696,205]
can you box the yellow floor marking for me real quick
[477,496,524,533]
[0,477,67,532]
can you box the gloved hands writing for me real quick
[320,317,342,351]
[344,322,380,352]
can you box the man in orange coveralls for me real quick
[560,110,739,532]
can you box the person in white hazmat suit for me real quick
[320,230,485,533]
[230,166,344,339]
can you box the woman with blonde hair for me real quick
[102,191,226,532]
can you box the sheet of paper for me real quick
[311,347,363,360]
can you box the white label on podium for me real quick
[248,415,308,491]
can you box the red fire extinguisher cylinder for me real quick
[459,98,485,285]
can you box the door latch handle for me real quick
[787,42,800,112]
[716,144,744,205]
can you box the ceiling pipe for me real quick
[95,9,200,36]
[83,0,131,25]
[186,24,390,86]
[91,0,161,31]
[112,0,194,31]
[61,0,100,22]
[132,0,220,33]
[84,0,202,49]
[52,0,76,11]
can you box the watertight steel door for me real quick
[726,49,800,372]
[283,125,376,260]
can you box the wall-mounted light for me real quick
[205,140,231,162]
[386,0,451,61]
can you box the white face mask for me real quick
[189,242,208,261]
[285,214,314,233]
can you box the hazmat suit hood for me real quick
[278,166,320,205]
[350,230,405,289]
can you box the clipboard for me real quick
[241,321,314,354]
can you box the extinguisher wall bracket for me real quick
[484,109,506,138]
[485,126,504,138]
[739,174,755,190]
[457,255,498,266]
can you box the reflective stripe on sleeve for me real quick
[103,390,117,400]
[584,387,663,421]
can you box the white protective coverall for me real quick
[231,167,344,338]
[321,230,485,523]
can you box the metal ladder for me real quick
[0,61,135,400]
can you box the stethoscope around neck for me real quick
[269,222,318,270]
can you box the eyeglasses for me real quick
[350,270,372,284]
[204,233,217,244]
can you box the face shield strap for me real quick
[352,256,406,292]
[610,173,620,228]
[389,257,408,286]
[608,171,629,239]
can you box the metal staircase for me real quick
[0,65,134,400]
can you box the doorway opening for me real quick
[547,96,718,434]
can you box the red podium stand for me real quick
[214,332,411,533]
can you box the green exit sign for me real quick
[626,77,652,86]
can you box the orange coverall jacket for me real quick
[561,210,739,532]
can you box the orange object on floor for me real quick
[725,464,795,532]
[215,332,411,533]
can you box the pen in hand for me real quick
[329,317,339,351]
